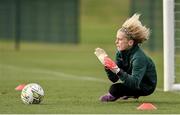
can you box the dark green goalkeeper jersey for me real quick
[105,44,157,94]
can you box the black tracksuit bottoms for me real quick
[109,83,155,98]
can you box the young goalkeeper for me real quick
[94,13,157,102]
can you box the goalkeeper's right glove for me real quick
[94,47,108,65]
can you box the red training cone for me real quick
[137,103,157,110]
[15,84,26,91]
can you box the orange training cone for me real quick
[137,103,157,110]
[15,84,26,91]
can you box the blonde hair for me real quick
[119,13,150,43]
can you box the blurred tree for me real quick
[0,0,79,50]
[130,0,163,51]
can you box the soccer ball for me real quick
[21,83,44,104]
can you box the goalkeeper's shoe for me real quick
[99,93,119,102]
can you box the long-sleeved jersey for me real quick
[105,44,157,94]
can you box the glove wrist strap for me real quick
[115,68,120,74]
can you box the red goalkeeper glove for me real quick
[94,47,120,74]
[104,57,120,74]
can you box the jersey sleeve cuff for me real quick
[116,69,127,82]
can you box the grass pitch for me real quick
[0,42,180,114]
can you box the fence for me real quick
[130,0,163,51]
[0,0,79,49]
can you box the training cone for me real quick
[15,84,26,91]
[137,103,157,110]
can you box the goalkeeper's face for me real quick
[115,31,134,51]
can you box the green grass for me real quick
[1,42,180,114]
[80,0,129,44]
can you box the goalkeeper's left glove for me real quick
[104,57,120,74]
[94,47,120,74]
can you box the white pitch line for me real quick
[0,64,108,83]
[1,64,180,95]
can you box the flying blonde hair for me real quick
[119,13,150,43]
